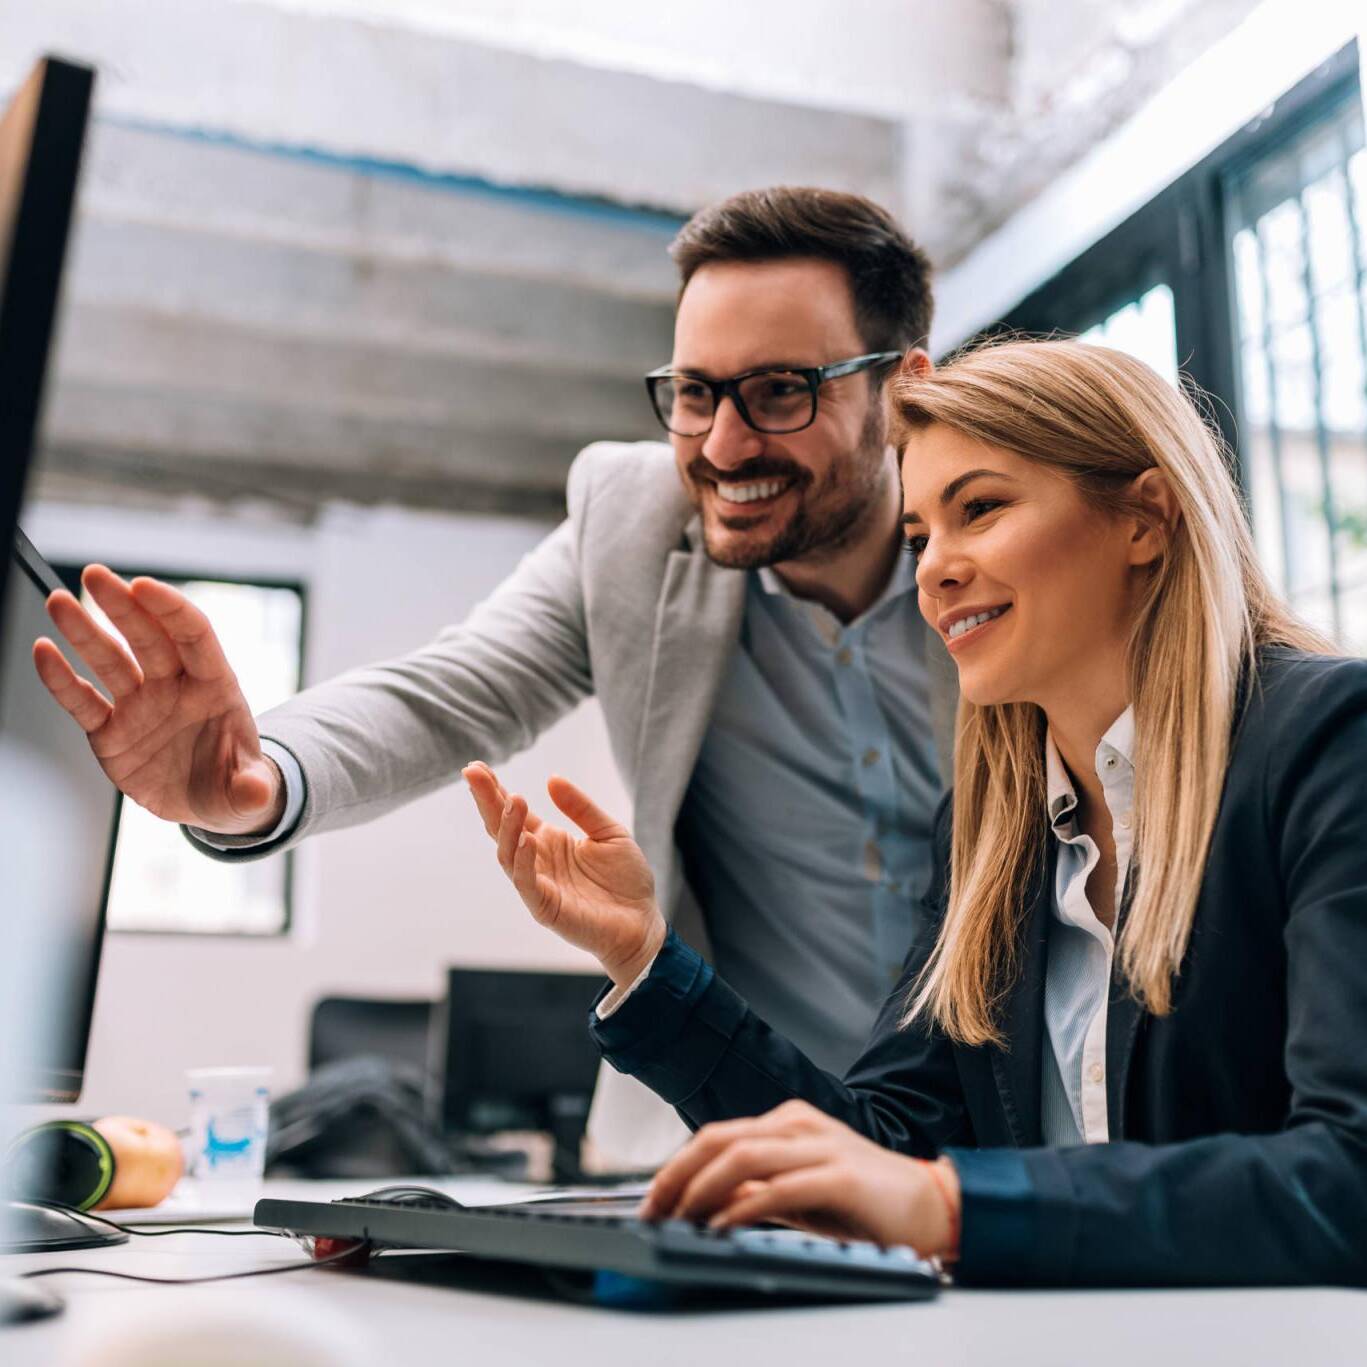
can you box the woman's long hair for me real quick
[890,338,1329,1046]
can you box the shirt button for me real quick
[1119,812,1132,830]
[1103,755,1118,770]
[863,841,882,881]
[1089,1063,1104,1085]
[836,647,853,666]
[862,747,881,767]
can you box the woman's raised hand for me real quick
[31,566,283,835]
[463,762,666,989]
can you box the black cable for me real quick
[19,1240,368,1286]
[25,1200,287,1239]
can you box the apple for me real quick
[92,1115,184,1210]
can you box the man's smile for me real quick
[713,478,795,506]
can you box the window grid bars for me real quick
[1246,209,1298,592]
[1339,122,1367,475]
[1228,93,1367,641]
[1292,178,1344,638]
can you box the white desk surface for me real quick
[4,1177,1365,1366]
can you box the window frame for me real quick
[51,559,308,940]
[994,40,1362,494]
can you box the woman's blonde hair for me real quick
[889,338,1329,1046]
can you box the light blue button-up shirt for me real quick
[674,552,942,1076]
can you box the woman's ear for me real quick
[1127,468,1180,568]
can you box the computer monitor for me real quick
[0,57,92,654]
[436,968,604,1184]
[0,56,112,1315]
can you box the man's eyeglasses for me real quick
[644,352,902,437]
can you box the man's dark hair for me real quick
[670,186,934,354]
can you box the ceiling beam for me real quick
[7,0,905,215]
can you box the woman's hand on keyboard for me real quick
[32,566,284,835]
[463,762,666,990]
[640,1099,961,1259]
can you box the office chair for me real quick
[268,996,446,1179]
[307,996,436,1076]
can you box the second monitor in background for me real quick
[436,968,603,1185]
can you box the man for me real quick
[33,187,956,1162]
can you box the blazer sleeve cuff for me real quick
[589,928,747,1107]
[182,739,307,857]
[946,1146,1077,1286]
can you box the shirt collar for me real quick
[1045,705,1136,826]
[756,544,917,611]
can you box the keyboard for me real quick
[253,1192,941,1304]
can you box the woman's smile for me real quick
[940,603,1012,648]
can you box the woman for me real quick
[463,339,1367,1287]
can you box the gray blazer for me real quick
[205,441,958,1160]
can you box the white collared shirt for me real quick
[1040,707,1136,1146]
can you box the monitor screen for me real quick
[0,56,100,1112]
[438,968,602,1136]
[0,531,120,1103]
[0,57,92,669]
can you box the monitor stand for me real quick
[547,1093,590,1186]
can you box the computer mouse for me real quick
[355,1184,465,1210]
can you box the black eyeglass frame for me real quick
[643,350,903,436]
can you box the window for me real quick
[1227,93,1367,648]
[996,42,1365,653]
[1078,282,1180,386]
[59,568,306,935]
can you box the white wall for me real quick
[16,496,630,1128]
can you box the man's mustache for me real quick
[686,456,812,487]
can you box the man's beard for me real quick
[690,404,891,571]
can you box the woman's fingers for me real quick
[465,761,545,830]
[43,588,144,700]
[80,565,181,681]
[462,764,507,837]
[672,1137,828,1222]
[495,795,529,873]
[546,774,629,841]
[511,830,557,924]
[707,1167,853,1235]
[642,1103,831,1219]
[463,767,556,919]
[32,638,114,734]
[643,1116,780,1219]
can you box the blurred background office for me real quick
[2,0,1363,1129]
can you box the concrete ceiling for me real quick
[3,0,1264,521]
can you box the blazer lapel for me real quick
[630,530,746,914]
[987,845,1055,1147]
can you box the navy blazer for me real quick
[592,649,1367,1287]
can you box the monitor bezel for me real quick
[0,56,93,664]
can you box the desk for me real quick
[4,1179,1365,1366]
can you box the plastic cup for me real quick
[187,1066,271,1194]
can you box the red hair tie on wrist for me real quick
[917,1159,960,1263]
